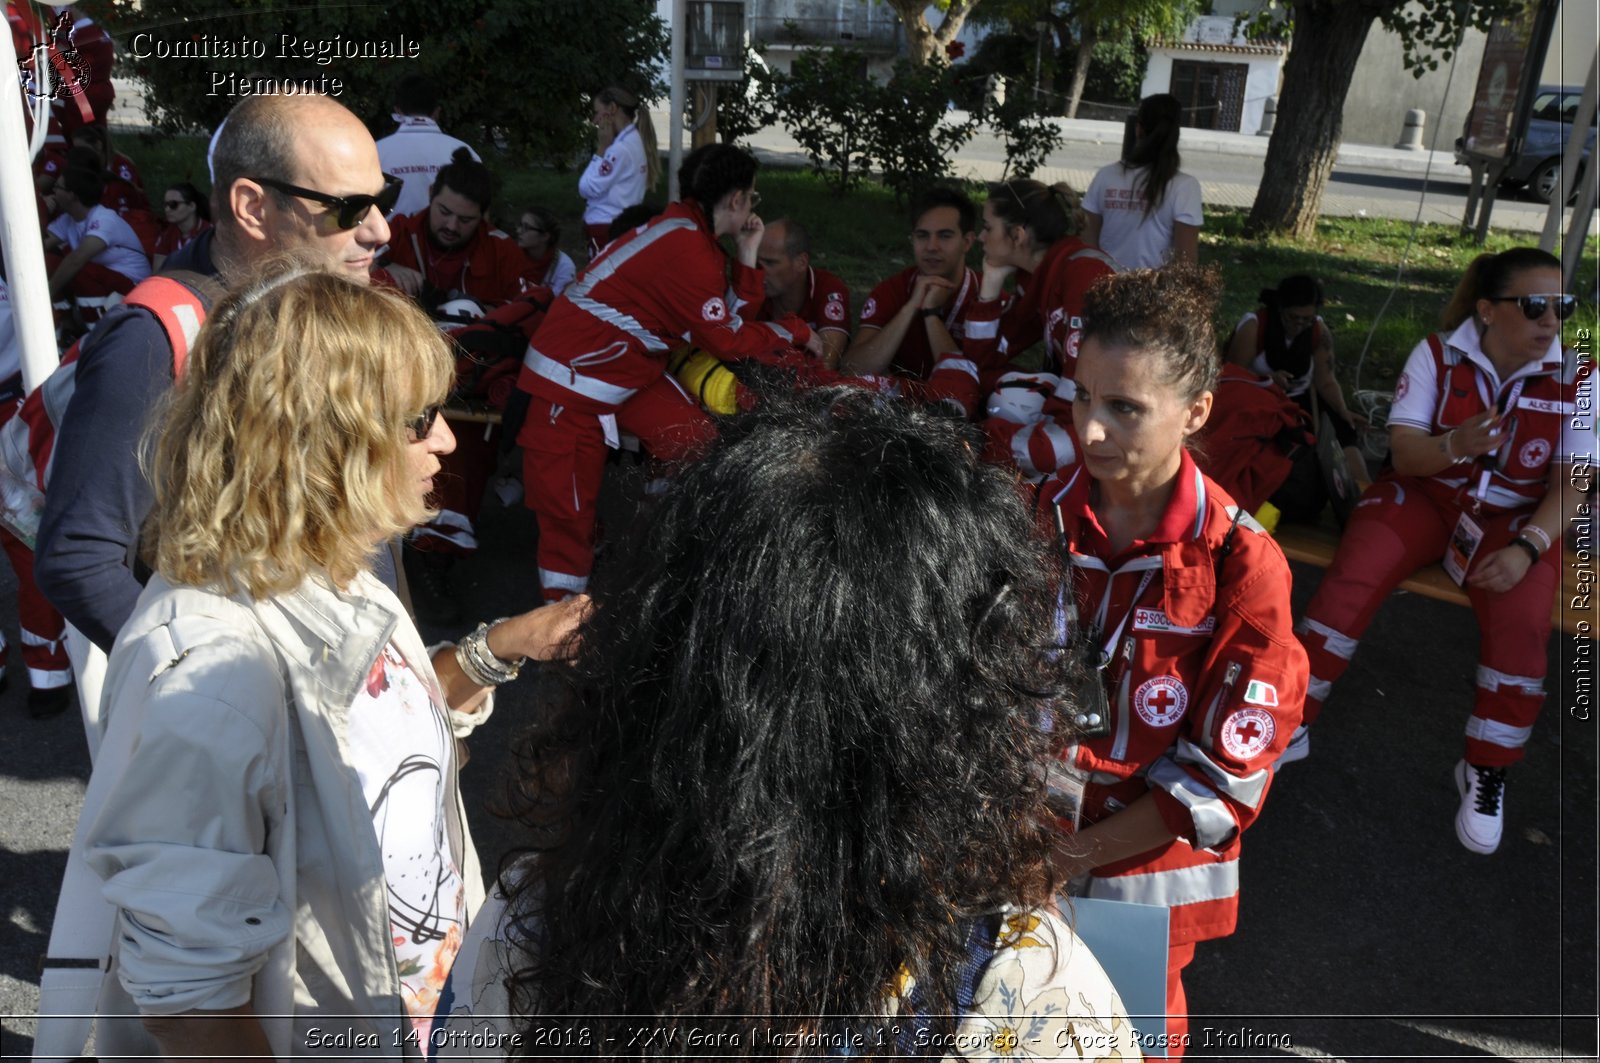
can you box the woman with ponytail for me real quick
[1083,93,1203,269]
[578,85,661,257]
[1295,247,1592,856]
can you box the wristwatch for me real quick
[917,306,942,319]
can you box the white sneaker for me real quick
[1276,725,1310,767]
[1455,760,1507,855]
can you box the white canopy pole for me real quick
[669,0,687,203]
[4,38,61,392]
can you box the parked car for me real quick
[1456,84,1594,204]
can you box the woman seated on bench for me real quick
[1225,273,1370,483]
[1293,247,1591,856]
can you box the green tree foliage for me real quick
[106,0,665,166]
[766,47,882,194]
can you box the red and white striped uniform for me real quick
[516,200,811,599]
[1298,321,1595,767]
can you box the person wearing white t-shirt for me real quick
[1082,93,1203,270]
[376,75,482,219]
[578,85,659,257]
[43,165,151,322]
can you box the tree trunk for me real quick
[884,0,981,66]
[1244,0,1378,238]
[1065,24,1097,119]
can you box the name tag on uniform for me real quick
[1443,510,1484,586]
[1131,607,1217,635]
[1517,397,1573,416]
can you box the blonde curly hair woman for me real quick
[71,259,587,1059]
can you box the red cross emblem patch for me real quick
[1133,675,1188,727]
[701,297,727,322]
[1221,707,1276,760]
[823,294,846,322]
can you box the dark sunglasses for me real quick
[517,221,548,235]
[406,404,442,441]
[252,173,403,230]
[163,199,188,209]
[1490,293,1578,321]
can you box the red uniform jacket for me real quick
[380,211,539,306]
[1043,450,1307,944]
[1193,364,1311,514]
[516,200,812,415]
[930,238,1117,419]
[758,266,851,339]
[858,264,980,381]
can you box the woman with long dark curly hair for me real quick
[433,388,1138,1059]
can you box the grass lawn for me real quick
[118,130,1599,399]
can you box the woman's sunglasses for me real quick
[406,404,442,441]
[163,199,188,209]
[1490,293,1578,321]
[252,173,403,230]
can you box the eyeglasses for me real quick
[1281,310,1318,330]
[252,173,403,230]
[517,221,547,235]
[406,404,442,441]
[747,189,761,208]
[163,199,188,209]
[1489,293,1578,321]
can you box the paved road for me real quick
[739,116,1581,237]
[2,481,1595,1060]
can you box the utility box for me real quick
[686,1,747,82]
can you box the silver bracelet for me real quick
[455,619,525,686]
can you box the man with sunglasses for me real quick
[36,92,400,661]
[375,149,538,310]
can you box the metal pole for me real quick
[1561,137,1599,294]
[669,0,687,203]
[1541,49,1598,253]
[3,38,61,393]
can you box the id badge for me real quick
[1443,510,1485,586]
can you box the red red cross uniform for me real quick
[1297,322,1594,767]
[857,264,980,383]
[378,211,541,307]
[516,201,812,600]
[756,266,851,348]
[1043,452,1307,1054]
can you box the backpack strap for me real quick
[894,912,1005,1055]
[119,270,224,380]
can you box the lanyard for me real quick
[1470,375,1526,506]
[1091,568,1156,671]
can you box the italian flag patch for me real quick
[1243,679,1278,707]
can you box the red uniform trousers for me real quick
[0,526,72,690]
[413,417,500,556]
[522,374,712,601]
[1297,474,1556,767]
[1165,941,1196,1058]
[48,256,138,327]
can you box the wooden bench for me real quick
[1274,521,1597,638]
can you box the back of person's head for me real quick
[503,386,1068,1045]
[1083,265,1221,401]
[677,143,758,220]
[1125,93,1184,217]
[60,165,103,207]
[1268,273,1323,310]
[1440,246,1563,330]
[393,73,439,117]
[911,184,977,233]
[208,95,299,227]
[986,179,1083,246]
[144,256,453,599]
[430,148,493,213]
[168,180,212,222]
[597,84,660,192]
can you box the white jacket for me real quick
[47,570,486,1061]
[578,122,649,225]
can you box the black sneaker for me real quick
[405,552,461,625]
[28,682,75,719]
